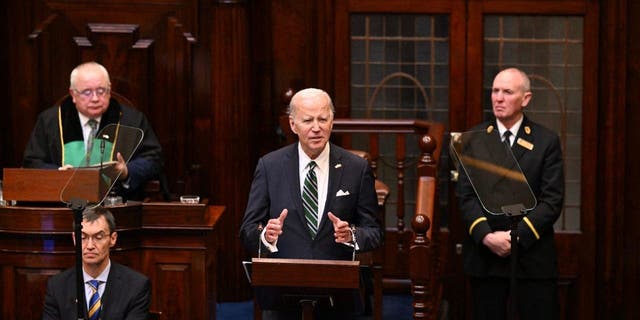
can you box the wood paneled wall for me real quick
[0,0,256,302]
[1,1,640,318]
[624,1,640,318]
[600,0,639,319]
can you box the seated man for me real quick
[43,206,151,319]
[239,88,383,319]
[23,61,163,201]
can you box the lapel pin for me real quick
[524,126,531,135]
[487,125,494,134]
[335,163,342,168]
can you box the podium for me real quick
[5,124,144,319]
[250,258,360,320]
[3,168,103,203]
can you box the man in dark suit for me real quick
[43,207,150,320]
[239,88,383,318]
[456,68,564,320]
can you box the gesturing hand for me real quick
[327,212,352,243]
[265,209,288,243]
[115,152,128,179]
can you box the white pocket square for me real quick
[336,190,350,197]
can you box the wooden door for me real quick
[334,1,598,318]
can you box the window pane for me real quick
[350,14,451,227]
[483,15,584,231]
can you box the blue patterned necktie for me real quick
[87,280,102,320]
[302,161,319,238]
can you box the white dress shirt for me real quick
[78,112,101,150]
[83,259,110,310]
[297,142,330,229]
[496,116,523,146]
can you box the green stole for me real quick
[62,139,115,167]
[57,98,121,167]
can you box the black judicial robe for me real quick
[23,96,163,200]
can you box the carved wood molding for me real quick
[71,23,154,48]
[214,0,247,4]
[40,0,198,40]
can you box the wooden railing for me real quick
[410,176,442,319]
[331,119,443,232]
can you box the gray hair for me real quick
[69,61,111,90]
[73,206,117,233]
[287,88,335,117]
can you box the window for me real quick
[350,14,451,227]
[483,15,583,230]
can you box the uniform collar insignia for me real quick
[487,125,494,134]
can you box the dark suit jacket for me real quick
[457,116,564,279]
[42,262,151,320]
[239,142,383,310]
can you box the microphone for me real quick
[257,223,263,258]
[350,225,357,261]
[99,134,108,168]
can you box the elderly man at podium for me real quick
[240,88,383,319]
[22,61,163,201]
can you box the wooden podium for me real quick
[3,168,104,202]
[251,258,360,320]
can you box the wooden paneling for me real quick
[205,1,253,301]
[145,250,205,320]
[625,2,640,318]
[0,203,222,320]
[251,258,360,289]
[599,0,637,319]
[3,168,103,202]
[1,1,640,316]
[0,4,8,167]
[1,0,197,197]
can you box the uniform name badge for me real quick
[517,138,534,150]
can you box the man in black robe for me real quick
[23,61,163,201]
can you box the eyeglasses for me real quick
[81,231,111,243]
[74,87,110,98]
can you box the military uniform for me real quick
[457,115,564,319]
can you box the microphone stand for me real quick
[71,134,108,319]
[350,225,357,262]
[257,223,263,258]
[70,198,87,320]
[99,134,108,169]
[100,140,105,168]
[501,203,526,320]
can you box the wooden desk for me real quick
[0,202,224,320]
